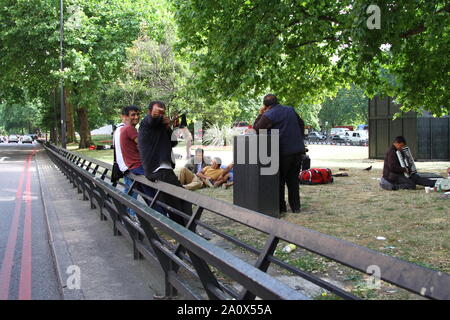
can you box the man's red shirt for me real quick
[120,125,142,170]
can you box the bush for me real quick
[202,124,235,146]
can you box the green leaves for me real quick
[171,0,449,115]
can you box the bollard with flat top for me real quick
[233,134,280,218]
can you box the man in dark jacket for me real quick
[380,136,435,190]
[253,94,306,213]
[138,100,192,225]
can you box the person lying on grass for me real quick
[179,157,224,190]
[215,163,234,189]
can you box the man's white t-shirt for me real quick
[113,123,128,172]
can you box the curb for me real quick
[35,150,85,300]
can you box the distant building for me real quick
[369,96,450,160]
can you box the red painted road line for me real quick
[0,152,32,300]
[18,150,36,300]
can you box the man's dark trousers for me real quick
[389,173,436,189]
[279,152,302,212]
[147,169,193,226]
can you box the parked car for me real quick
[21,135,33,144]
[232,121,253,135]
[8,134,19,143]
[331,135,347,143]
[306,131,326,142]
[26,134,38,141]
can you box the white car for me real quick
[8,135,19,143]
[21,135,33,144]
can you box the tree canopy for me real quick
[171,0,449,115]
[318,85,368,129]
[0,0,164,146]
[0,1,448,144]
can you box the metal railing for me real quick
[43,143,450,300]
[305,138,368,146]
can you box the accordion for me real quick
[396,146,417,178]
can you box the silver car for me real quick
[8,135,19,143]
[22,135,33,144]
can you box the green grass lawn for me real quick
[71,148,114,164]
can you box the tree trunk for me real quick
[50,127,57,143]
[77,107,92,148]
[52,88,59,144]
[64,88,76,143]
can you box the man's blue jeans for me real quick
[123,175,138,216]
[126,166,166,216]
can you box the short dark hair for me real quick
[263,94,278,107]
[148,100,166,111]
[121,105,140,116]
[195,148,204,155]
[393,136,407,144]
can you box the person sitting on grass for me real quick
[380,136,436,190]
[214,163,234,189]
[178,157,224,190]
[184,148,211,174]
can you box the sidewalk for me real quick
[36,150,164,300]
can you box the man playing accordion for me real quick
[380,136,436,190]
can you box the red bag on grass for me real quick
[299,168,333,185]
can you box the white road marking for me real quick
[0,196,16,202]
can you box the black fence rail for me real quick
[43,143,450,300]
[305,138,368,146]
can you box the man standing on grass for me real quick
[138,100,192,226]
[253,94,306,214]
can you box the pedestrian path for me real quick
[35,150,164,299]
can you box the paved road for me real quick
[0,143,60,300]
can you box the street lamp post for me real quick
[60,0,66,148]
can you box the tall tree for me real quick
[319,85,368,129]
[171,0,449,115]
[0,100,42,134]
[0,0,163,147]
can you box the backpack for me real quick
[299,168,333,185]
